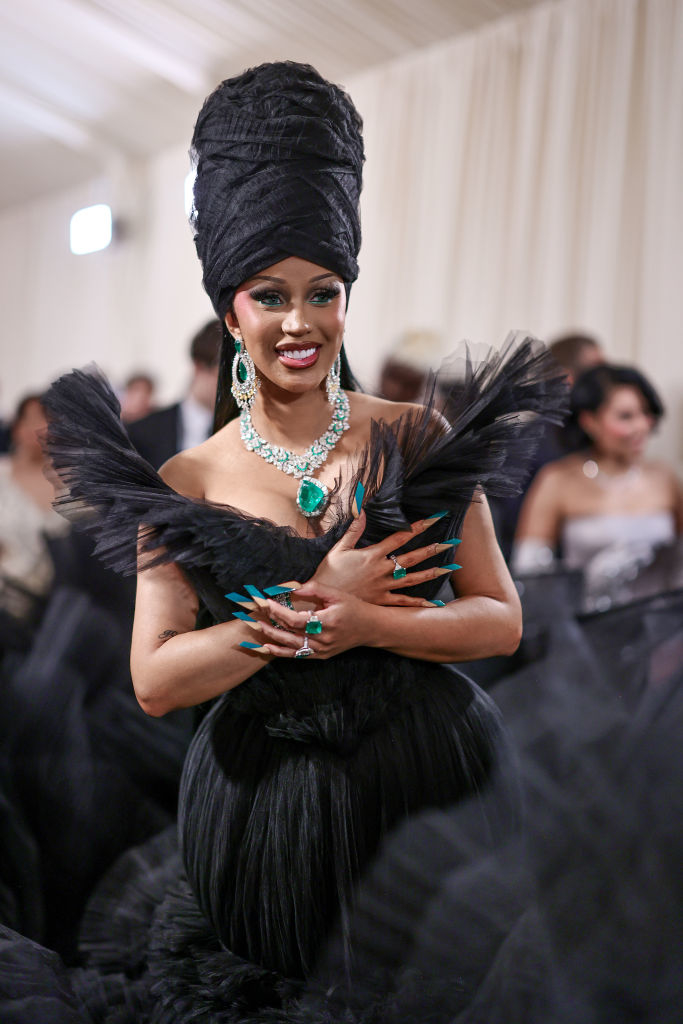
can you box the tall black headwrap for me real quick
[190,61,365,321]
[190,61,365,429]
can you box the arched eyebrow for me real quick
[250,272,337,284]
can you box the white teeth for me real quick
[280,347,317,360]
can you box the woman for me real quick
[0,393,68,631]
[1,63,565,1020]
[135,255,523,715]
[513,364,682,608]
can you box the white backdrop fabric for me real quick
[344,0,683,466]
[0,0,681,465]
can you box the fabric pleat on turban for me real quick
[190,61,365,319]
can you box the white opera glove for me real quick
[510,538,556,575]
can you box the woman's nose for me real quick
[282,306,311,336]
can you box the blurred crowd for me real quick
[0,320,222,652]
[0,319,223,959]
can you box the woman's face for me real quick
[225,256,345,396]
[580,385,655,461]
[12,399,47,459]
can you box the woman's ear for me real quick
[224,310,240,339]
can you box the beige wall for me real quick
[0,150,214,410]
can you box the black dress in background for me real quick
[0,338,569,1021]
[308,588,683,1024]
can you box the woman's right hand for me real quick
[312,511,457,607]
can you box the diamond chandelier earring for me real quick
[325,353,342,405]
[231,337,260,410]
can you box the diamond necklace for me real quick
[239,390,350,518]
[582,459,642,491]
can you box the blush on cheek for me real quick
[231,292,258,329]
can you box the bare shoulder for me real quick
[534,453,583,486]
[643,458,681,494]
[523,456,582,520]
[158,448,206,499]
[158,421,240,499]
[644,458,679,481]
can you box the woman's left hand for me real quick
[255,582,376,660]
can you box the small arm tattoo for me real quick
[158,629,179,640]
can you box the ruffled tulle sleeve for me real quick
[357,332,569,544]
[42,334,568,614]
[42,368,326,619]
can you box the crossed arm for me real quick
[131,494,521,716]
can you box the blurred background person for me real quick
[0,395,191,960]
[512,364,682,610]
[0,394,67,637]
[376,328,442,403]
[548,332,605,386]
[119,371,157,424]
[127,320,221,469]
[0,383,11,454]
[492,332,606,559]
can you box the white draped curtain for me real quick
[1,0,681,465]
[344,0,683,466]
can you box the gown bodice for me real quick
[562,509,678,613]
[561,510,676,571]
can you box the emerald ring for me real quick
[295,636,313,659]
[389,554,407,580]
[305,613,323,636]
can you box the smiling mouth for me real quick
[280,347,318,359]
[276,345,321,367]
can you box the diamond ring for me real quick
[294,636,313,659]
[388,554,407,580]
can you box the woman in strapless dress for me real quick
[512,363,682,609]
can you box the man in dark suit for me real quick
[127,320,221,469]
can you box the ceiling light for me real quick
[70,204,113,255]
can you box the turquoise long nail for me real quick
[232,611,257,622]
[225,591,252,605]
[239,641,264,650]
[442,538,461,546]
[442,563,462,571]
[244,584,266,599]
[425,510,449,521]
[352,481,364,516]
[264,585,295,596]
[429,599,446,607]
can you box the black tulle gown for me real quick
[0,337,568,1022]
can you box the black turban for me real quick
[190,61,365,320]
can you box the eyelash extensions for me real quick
[249,285,341,306]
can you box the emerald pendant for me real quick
[297,477,329,518]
